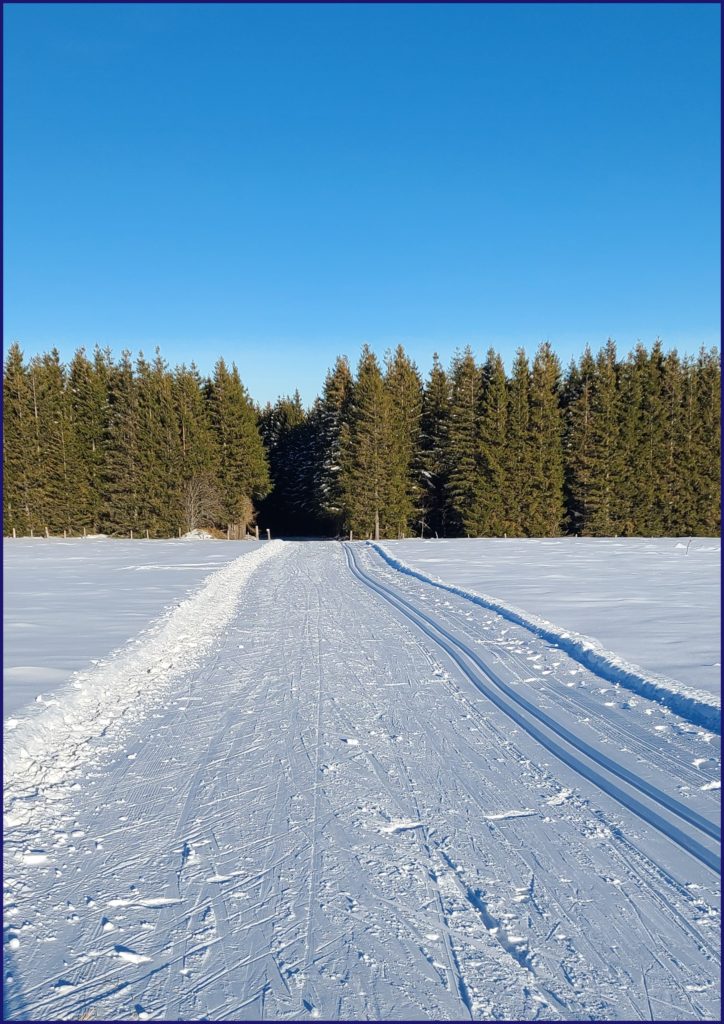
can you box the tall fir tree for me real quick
[67,347,111,533]
[384,345,423,538]
[445,347,482,535]
[343,346,390,539]
[505,348,534,535]
[314,356,354,533]
[208,358,270,532]
[3,343,35,534]
[476,348,508,535]
[103,350,142,535]
[419,354,451,537]
[527,342,564,536]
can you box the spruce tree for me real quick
[103,350,142,535]
[384,345,423,538]
[208,358,270,533]
[419,354,451,537]
[3,343,35,535]
[528,342,564,536]
[446,347,482,536]
[343,346,390,540]
[67,347,110,533]
[477,348,508,535]
[314,356,354,533]
[506,348,533,535]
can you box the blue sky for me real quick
[3,3,720,405]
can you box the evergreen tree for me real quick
[67,347,110,533]
[384,345,423,538]
[314,356,354,533]
[135,350,184,535]
[103,350,142,535]
[505,348,533,535]
[343,346,390,539]
[528,342,564,536]
[419,354,451,537]
[208,358,270,533]
[477,348,508,535]
[31,350,74,533]
[3,343,35,534]
[691,347,721,535]
[174,363,221,483]
[446,347,482,535]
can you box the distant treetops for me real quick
[3,339,720,540]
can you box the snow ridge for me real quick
[371,542,721,734]
[4,540,286,830]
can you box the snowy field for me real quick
[3,539,721,1021]
[3,538,259,719]
[381,537,721,698]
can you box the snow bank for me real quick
[4,540,286,830]
[372,541,721,734]
[3,537,259,718]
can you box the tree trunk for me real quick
[374,508,380,541]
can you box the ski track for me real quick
[3,541,720,1021]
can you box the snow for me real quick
[3,537,267,719]
[377,536,721,714]
[3,540,720,1021]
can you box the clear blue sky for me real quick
[3,3,720,405]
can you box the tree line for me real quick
[3,339,720,540]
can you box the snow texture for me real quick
[375,539,721,732]
[3,540,720,1021]
[3,537,262,718]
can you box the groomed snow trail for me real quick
[4,542,720,1021]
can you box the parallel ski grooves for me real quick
[344,544,720,876]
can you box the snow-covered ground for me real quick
[3,540,720,1021]
[380,537,721,698]
[3,538,263,719]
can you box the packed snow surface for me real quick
[3,537,263,718]
[380,537,721,697]
[3,541,721,1021]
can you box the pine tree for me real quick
[477,348,508,535]
[208,358,270,533]
[174,363,221,482]
[134,350,184,535]
[67,347,110,533]
[30,350,74,533]
[384,345,423,538]
[528,342,564,536]
[343,346,390,539]
[562,347,596,533]
[586,340,621,535]
[3,343,35,534]
[103,350,142,535]
[506,348,533,535]
[314,356,354,533]
[691,346,721,535]
[419,354,451,537]
[446,347,482,535]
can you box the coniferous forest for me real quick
[3,339,720,540]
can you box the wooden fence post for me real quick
[83,526,87,537]
[12,527,16,539]
[45,527,50,538]
[255,525,260,541]
[349,530,353,541]
[30,528,34,537]
[63,529,67,539]
[266,528,271,540]
[130,529,133,539]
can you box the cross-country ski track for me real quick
[4,541,720,1021]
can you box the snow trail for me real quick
[373,542,721,732]
[4,542,720,1021]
